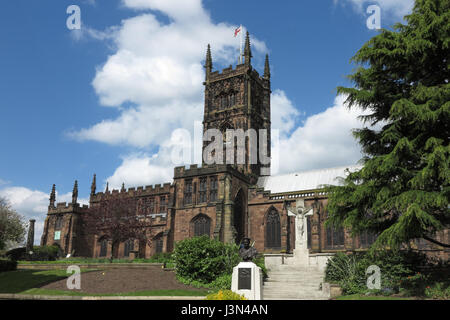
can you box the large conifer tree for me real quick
[326,0,449,249]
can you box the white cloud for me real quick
[275,94,372,174]
[335,0,414,20]
[69,2,267,150]
[0,187,88,245]
[67,0,377,190]
[271,89,301,137]
[0,178,10,186]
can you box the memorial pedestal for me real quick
[231,262,263,300]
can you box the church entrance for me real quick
[233,189,246,245]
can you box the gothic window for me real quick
[209,176,218,202]
[359,230,377,248]
[326,226,345,249]
[99,238,107,257]
[140,197,155,214]
[124,239,134,257]
[159,196,167,213]
[221,96,228,109]
[184,180,193,205]
[199,178,207,203]
[154,234,164,254]
[230,93,236,106]
[266,208,281,248]
[193,215,211,237]
[55,216,63,230]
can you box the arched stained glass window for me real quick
[266,208,281,248]
[193,215,211,237]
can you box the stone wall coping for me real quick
[0,294,205,300]
[18,263,164,270]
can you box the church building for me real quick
[40,32,449,261]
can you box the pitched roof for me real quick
[257,165,362,194]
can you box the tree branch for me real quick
[423,235,450,248]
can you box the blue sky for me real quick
[0,0,414,243]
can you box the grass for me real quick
[0,269,206,297]
[0,269,98,294]
[18,258,176,268]
[18,258,162,264]
[19,288,208,296]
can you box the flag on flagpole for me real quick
[234,26,241,37]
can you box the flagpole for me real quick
[239,24,243,64]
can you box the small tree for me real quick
[83,195,155,260]
[326,0,449,250]
[0,197,27,251]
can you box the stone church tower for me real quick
[202,32,271,179]
[172,32,272,245]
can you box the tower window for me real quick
[199,178,207,203]
[159,196,167,213]
[55,216,63,230]
[230,93,236,106]
[184,180,193,205]
[209,176,218,202]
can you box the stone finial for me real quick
[105,182,109,193]
[264,54,270,79]
[49,184,56,207]
[72,180,78,204]
[244,31,252,65]
[121,183,126,192]
[90,174,96,196]
[205,44,212,80]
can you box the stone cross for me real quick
[286,199,313,251]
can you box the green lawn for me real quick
[0,269,207,297]
[19,288,209,297]
[0,269,98,294]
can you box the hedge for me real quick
[0,258,17,272]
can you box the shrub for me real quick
[0,258,17,272]
[205,290,247,300]
[27,245,60,261]
[425,282,450,300]
[325,252,367,294]
[324,250,430,295]
[5,247,26,261]
[254,256,268,280]
[209,273,232,290]
[174,236,240,284]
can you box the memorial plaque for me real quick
[238,268,251,290]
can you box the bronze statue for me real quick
[239,237,258,262]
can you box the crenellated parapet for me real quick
[48,202,89,215]
[90,182,173,203]
[174,164,249,182]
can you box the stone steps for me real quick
[263,264,329,300]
